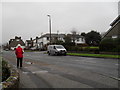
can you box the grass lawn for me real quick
[67,53,120,59]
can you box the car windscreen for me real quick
[55,46,64,49]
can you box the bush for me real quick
[100,38,120,52]
[2,60,10,82]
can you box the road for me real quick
[2,51,119,88]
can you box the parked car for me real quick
[47,45,67,56]
[30,46,37,51]
[5,48,9,51]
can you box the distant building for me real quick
[31,33,85,50]
[102,15,120,39]
[25,38,33,50]
[35,33,65,50]
[67,34,85,45]
[9,36,25,50]
[32,37,39,47]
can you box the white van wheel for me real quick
[48,51,50,55]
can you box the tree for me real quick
[64,35,72,43]
[55,40,64,45]
[81,32,86,37]
[85,30,101,46]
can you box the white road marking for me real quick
[25,62,32,64]
[32,70,48,74]
[22,72,29,74]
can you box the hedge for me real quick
[99,38,120,52]
[2,60,10,82]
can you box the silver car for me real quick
[47,45,67,56]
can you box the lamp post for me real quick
[47,15,52,45]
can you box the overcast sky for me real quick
[1,0,119,44]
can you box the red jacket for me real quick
[15,46,23,58]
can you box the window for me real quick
[77,38,79,42]
[112,35,117,39]
[47,37,49,40]
[16,39,20,41]
[81,38,84,41]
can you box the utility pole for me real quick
[57,30,59,40]
[47,15,52,45]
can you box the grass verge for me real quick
[67,53,120,59]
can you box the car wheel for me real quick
[55,52,58,56]
[48,51,50,55]
[64,53,66,56]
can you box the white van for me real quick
[47,45,67,56]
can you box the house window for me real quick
[81,38,84,41]
[112,35,117,39]
[77,38,79,42]
[47,37,49,40]
[16,39,20,41]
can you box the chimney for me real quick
[15,36,17,39]
[30,38,32,41]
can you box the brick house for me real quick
[9,36,25,50]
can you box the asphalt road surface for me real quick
[2,51,119,88]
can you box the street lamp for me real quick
[47,15,52,45]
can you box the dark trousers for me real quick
[17,58,23,68]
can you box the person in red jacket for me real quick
[15,46,24,68]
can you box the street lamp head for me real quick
[47,15,50,17]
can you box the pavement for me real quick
[2,51,119,88]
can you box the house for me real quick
[31,33,85,50]
[25,38,33,50]
[67,34,85,45]
[102,15,120,39]
[100,15,120,52]
[9,36,25,50]
[36,33,66,50]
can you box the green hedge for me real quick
[99,38,120,52]
[2,60,10,82]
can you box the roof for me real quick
[32,33,84,41]
[26,40,32,43]
[102,15,120,39]
[67,34,84,38]
[110,15,120,26]
[9,38,25,47]
[40,33,66,38]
